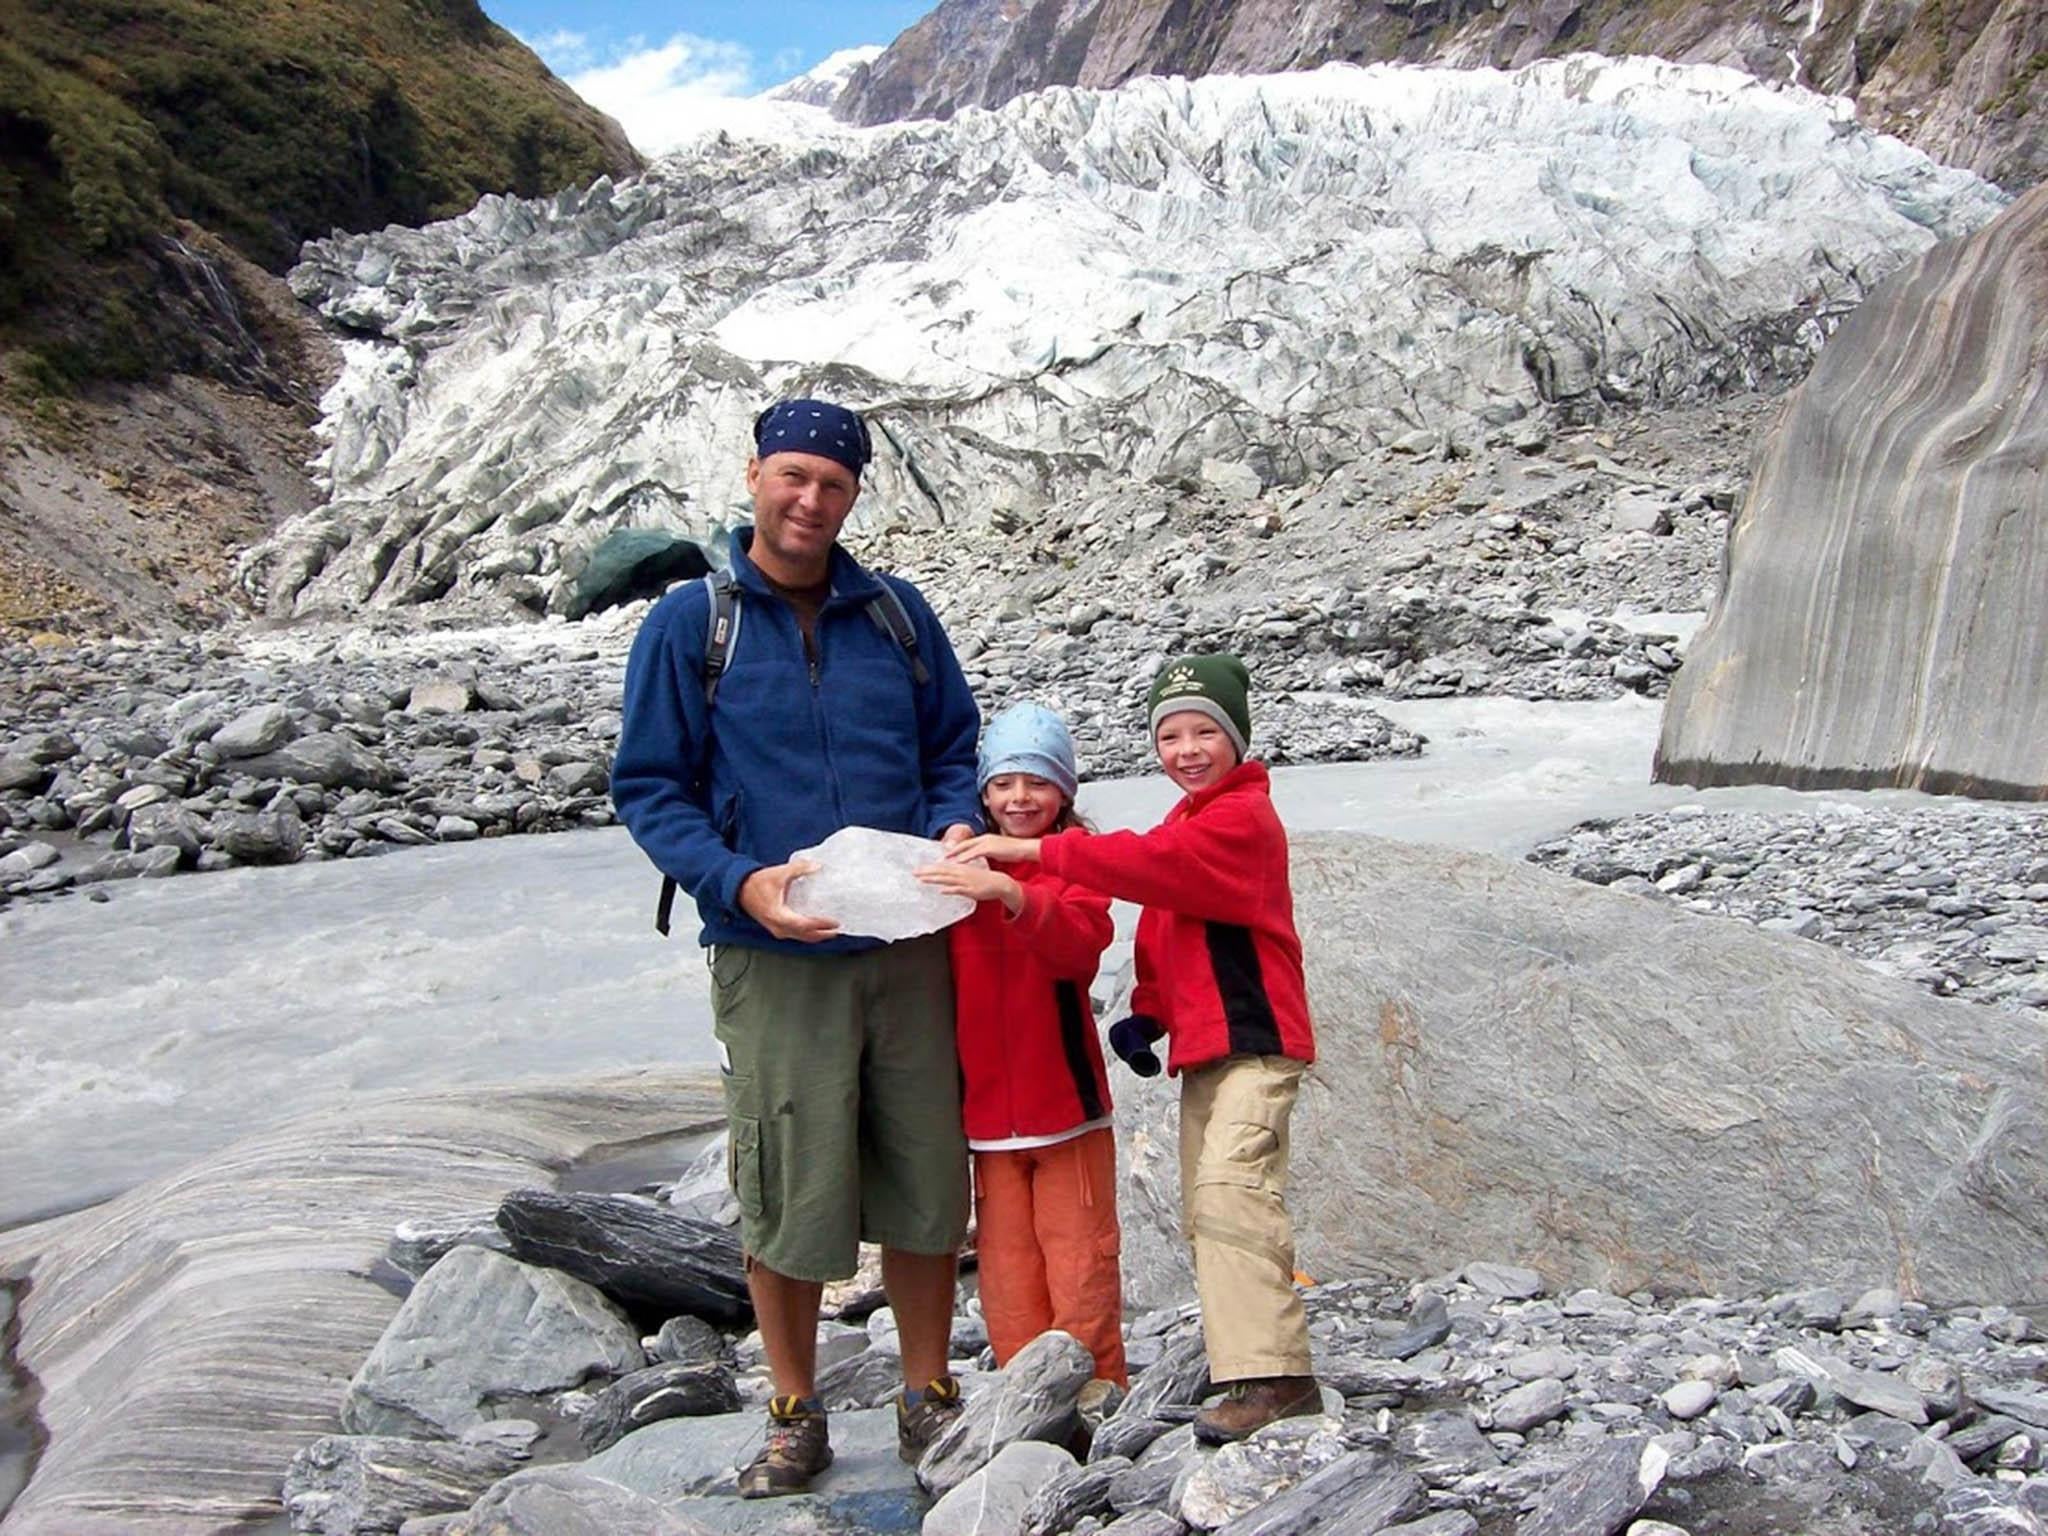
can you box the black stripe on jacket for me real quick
[1054,981,1106,1122]
[1205,922,1283,1058]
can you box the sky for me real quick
[486,1,936,153]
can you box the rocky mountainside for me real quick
[0,0,640,630]
[250,58,2003,619]
[836,0,2047,193]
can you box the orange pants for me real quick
[972,1127,1128,1386]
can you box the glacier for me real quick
[247,56,2007,616]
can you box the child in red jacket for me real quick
[949,656,1319,1443]
[917,701,1126,1386]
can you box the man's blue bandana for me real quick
[753,399,873,478]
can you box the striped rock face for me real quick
[1657,181,2048,802]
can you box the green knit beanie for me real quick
[1148,653,1251,758]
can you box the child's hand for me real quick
[948,833,1040,865]
[1107,1015,1165,1077]
[916,859,1022,914]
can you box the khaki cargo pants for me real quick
[1179,1054,1313,1382]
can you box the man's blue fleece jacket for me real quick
[611,529,984,953]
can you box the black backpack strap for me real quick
[655,570,742,937]
[702,568,742,706]
[865,580,931,686]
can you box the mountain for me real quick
[762,45,887,110]
[249,58,2005,618]
[834,0,2046,192]
[0,0,639,385]
[0,0,640,628]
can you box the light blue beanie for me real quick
[977,701,1079,799]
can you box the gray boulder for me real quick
[342,1246,643,1438]
[917,1330,1095,1496]
[212,809,309,864]
[238,732,397,791]
[925,1441,1078,1536]
[283,1425,532,1534]
[212,702,299,759]
[1658,182,2048,800]
[1114,834,2048,1312]
[125,803,207,863]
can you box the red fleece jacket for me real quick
[1040,760,1315,1075]
[948,854,1116,1144]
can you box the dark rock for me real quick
[1212,1448,1428,1535]
[495,1189,750,1323]
[578,1361,741,1452]
[1516,1435,1665,1536]
[238,732,398,791]
[212,809,308,863]
[1021,1455,1131,1536]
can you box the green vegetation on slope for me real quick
[0,0,640,389]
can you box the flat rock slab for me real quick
[581,1405,926,1534]
[0,1071,724,1536]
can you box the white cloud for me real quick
[561,34,769,155]
[520,27,597,75]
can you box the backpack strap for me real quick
[702,568,743,707]
[865,580,931,687]
[656,570,742,937]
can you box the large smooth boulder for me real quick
[1113,834,2048,1312]
[1657,182,2048,801]
[0,1074,724,1536]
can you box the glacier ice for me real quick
[785,826,977,941]
[248,56,2008,615]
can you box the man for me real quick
[612,399,983,1497]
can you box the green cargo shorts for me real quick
[709,933,969,1282]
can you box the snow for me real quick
[0,696,1951,1231]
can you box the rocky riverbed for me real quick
[276,1176,2048,1536]
[0,401,1745,912]
[1529,804,2048,1014]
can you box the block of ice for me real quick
[786,826,977,941]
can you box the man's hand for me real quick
[737,860,840,942]
[938,823,977,850]
[916,859,1023,915]
[948,832,1040,865]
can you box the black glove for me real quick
[1107,1014,1165,1078]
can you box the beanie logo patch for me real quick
[1159,664,1200,696]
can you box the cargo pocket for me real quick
[728,1114,767,1223]
[1195,1118,1282,1193]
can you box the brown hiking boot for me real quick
[738,1395,832,1498]
[1193,1375,1323,1445]
[897,1374,964,1462]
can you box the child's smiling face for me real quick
[982,773,1065,838]
[1154,711,1237,793]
